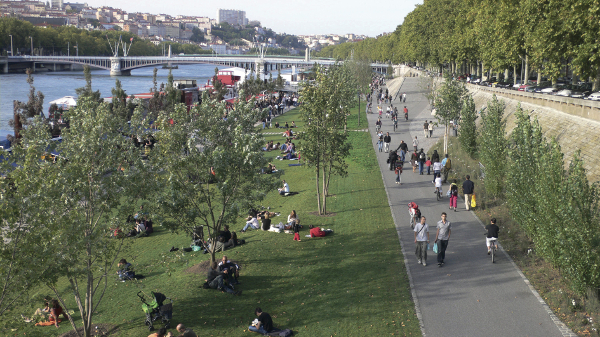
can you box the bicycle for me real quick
[487,237,498,263]
[436,188,442,201]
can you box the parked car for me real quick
[570,90,588,99]
[519,83,536,91]
[587,92,600,101]
[540,87,559,94]
[555,89,572,97]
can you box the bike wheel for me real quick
[491,247,495,263]
[437,191,441,201]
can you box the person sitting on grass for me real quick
[127,219,146,237]
[218,225,232,243]
[309,225,333,237]
[291,121,296,128]
[278,180,290,195]
[48,300,65,328]
[22,298,51,323]
[148,327,168,337]
[248,307,273,335]
[284,121,289,129]
[174,324,197,337]
[205,262,241,296]
[218,255,241,286]
[117,258,135,281]
[241,216,260,232]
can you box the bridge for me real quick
[2,55,390,76]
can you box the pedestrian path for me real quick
[367,77,574,336]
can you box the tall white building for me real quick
[217,9,247,26]
[51,0,63,9]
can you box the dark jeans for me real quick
[437,240,449,263]
[209,275,234,294]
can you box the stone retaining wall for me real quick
[469,87,600,183]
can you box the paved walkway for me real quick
[367,77,575,337]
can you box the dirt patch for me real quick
[308,211,336,217]
[59,323,117,337]
[184,260,211,275]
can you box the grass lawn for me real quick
[9,102,421,337]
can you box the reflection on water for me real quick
[0,64,226,138]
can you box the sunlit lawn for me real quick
[9,103,420,337]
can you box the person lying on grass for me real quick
[309,225,333,237]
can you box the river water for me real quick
[0,64,226,138]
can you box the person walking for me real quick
[428,121,434,137]
[434,212,452,267]
[398,140,408,162]
[414,216,430,266]
[395,161,403,185]
[402,92,407,102]
[376,130,384,152]
[462,175,475,211]
[418,149,426,175]
[412,136,419,152]
[423,121,429,138]
[383,132,391,153]
[441,154,451,183]
[448,179,458,211]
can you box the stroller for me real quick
[137,291,173,331]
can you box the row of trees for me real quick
[0,18,211,56]
[443,75,600,294]
[0,69,276,337]
[317,0,600,89]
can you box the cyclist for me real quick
[433,173,442,196]
[485,218,499,254]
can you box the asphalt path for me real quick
[368,77,574,337]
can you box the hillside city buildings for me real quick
[0,1,368,54]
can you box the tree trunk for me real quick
[593,68,600,91]
[524,55,529,83]
[504,69,509,81]
[443,123,448,155]
[513,65,517,86]
[315,162,322,214]
[537,71,542,85]
[322,165,327,214]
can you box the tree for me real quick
[6,96,149,337]
[190,27,205,43]
[299,64,356,214]
[346,57,372,127]
[458,95,477,157]
[478,95,507,197]
[74,65,102,103]
[9,69,44,141]
[431,72,468,154]
[275,69,285,91]
[150,94,278,264]
[211,67,228,101]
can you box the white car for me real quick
[555,89,572,97]
[540,87,559,94]
[587,92,600,101]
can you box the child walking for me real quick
[293,222,301,241]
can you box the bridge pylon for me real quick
[110,57,130,76]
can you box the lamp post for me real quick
[29,36,33,56]
[357,91,361,128]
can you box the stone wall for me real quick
[468,86,600,183]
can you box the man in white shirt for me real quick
[278,180,289,195]
[241,216,260,232]
[434,213,452,267]
[413,217,430,266]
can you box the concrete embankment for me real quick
[468,85,600,183]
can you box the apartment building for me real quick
[216,9,247,26]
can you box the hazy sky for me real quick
[84,0,423,36]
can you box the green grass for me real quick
[9,104,420,337]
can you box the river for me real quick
[0,64,227,138]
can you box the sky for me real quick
[83,0,423,37]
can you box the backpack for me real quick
[419,152,426,160]
[445,159,452,169]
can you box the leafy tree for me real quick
[431,72,468,154]
[150,95,278,264]
[74,65,102,103]
[190,26,205,43]
[478,95,507,198]
[458,95,477,157]
[8,97,148,337]
[299,64,356,214]
[275,69,285,91]
[9,69,44,141]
